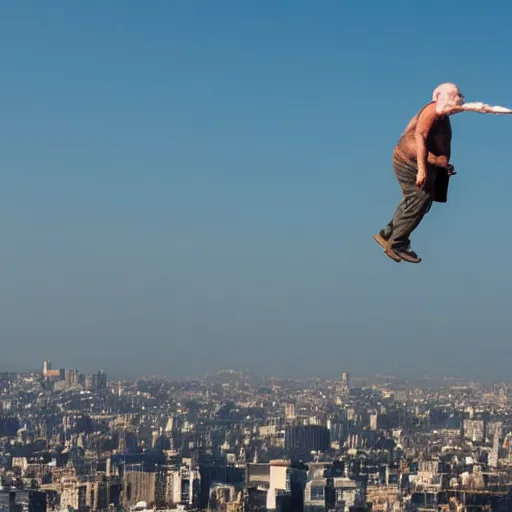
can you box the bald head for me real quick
[432,83,464,114]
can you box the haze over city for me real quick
[2,1,512,381]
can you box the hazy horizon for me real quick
[2,1,512,382]
[0,362,503,389]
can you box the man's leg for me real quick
[387,158,433,262]
[376,157,433,263]
[374,183,412,262]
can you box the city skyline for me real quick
[0,359,507,391]
[1,359,512,511]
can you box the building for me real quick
[0,490,47,512]
[42,361,51,376]
[284,404,296,422]
[246,460,307,512]
[284,425,330,459]
[369,411,378,431]
[122,462,200,509]
[463,419,485,443]
[341,372,350,392]
[304,475,364,511]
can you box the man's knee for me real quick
[412,186,432,206]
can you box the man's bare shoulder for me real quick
[416,102,441,135]
[401,102,435,132]
[416,102,438,121]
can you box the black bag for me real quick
[432,166,450,203]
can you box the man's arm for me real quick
[428,153,449,167]
[429,132,451,168]
[415,104,439,187]
[446,102,512,115]
[447,104,485,115]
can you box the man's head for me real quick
[432,83,464,114]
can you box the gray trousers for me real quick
[382,154,434,246]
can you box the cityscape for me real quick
[3,1,512,512]
[1,363,512,511]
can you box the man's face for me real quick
[442,88,465,115]
[445,90,465,116]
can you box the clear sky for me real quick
[1,1,511,381]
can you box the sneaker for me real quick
[392,241,422,264]
[373,232,402,263]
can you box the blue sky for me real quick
[1,1,511,381]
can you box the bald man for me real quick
[374,83,464,263]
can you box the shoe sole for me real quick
[396,252,422,264]
[373,234,402,263]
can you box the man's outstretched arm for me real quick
[446,102,512,115]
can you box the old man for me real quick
[374,82,464,263]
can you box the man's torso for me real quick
[394,101,452,162]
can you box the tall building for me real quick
[246,461,308,512]
[284,403,296,422]
[122,463,200,509]
[370,411,378,431]
[84,371,108,392]
[42,360,51,376]
[285,426,330,459]
[489,430,499,468]
[266,461,307,511]
[463,419,485,443]
[341,372,350,392]
[65,369,80,387]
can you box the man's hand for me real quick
[427,154,450,168]
[416,169,427,188]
